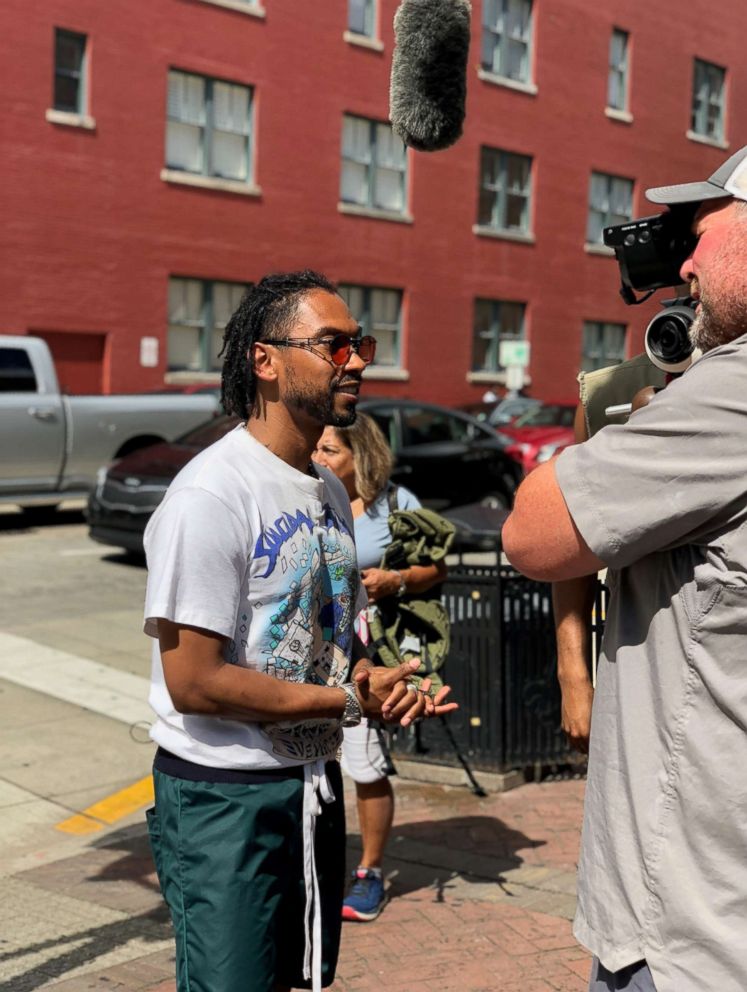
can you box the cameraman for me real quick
[503,145,747,992]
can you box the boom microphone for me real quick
[389,0,471,152]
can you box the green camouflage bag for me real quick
[366,488,455,692]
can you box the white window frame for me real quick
[582,321,627,371]
[481,0,534,85]
[166,69,254,184]
[477,147,532,234]
[472,299,527,374]
[338,284,403,369]
[340,115,408,215]
[607,28,629,112]
[587,171,633,245]
[190,0,266,15]
[168,277,248,373]
[691,58,726,143]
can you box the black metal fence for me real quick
[389,556,605,774]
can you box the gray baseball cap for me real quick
[646,144,747,206]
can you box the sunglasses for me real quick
[260,333,377,367]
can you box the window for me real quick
[348,0,376,37]
[364,405,399,451]
[472,299,526,373]
[166,70,253,182]
[168,278,248,372]
[0,348,37,393]
[478,147,532,233]
[481,0,533,84]
[339,285,402,367]
[54,29,87,114]
[691,59,726,142]
[401,408,465,446]
[582,321,626,371]
[340,115,407,214]
[607,28,629,112]
[587,172,633,244]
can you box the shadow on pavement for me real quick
[349,814,544,903]
[0,507,86,532]
[0,908,171,992]
[101,550,147,569]
[90,822,161,895]
[1,825,170,992]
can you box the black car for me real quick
[87,399,521,553]
[359,398,521,510]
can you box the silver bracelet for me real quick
[394,570,407,597]
[340,682,363,728]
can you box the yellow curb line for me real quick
[56,775,154,835]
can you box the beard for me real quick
[284,368,358,428]
[690,293,747,353]
[689,217,747,353]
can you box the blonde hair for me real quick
[335,413,394,504]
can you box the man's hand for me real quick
[559,676,594,754]
[361,567,401,602]
[354,659,458,727]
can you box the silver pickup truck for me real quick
[0,336,219,512]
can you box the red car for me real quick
[499,401,577,474]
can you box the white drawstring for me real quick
[302,758,336,992]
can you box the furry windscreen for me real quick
[389,0,471,152]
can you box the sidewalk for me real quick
[2,772,590,992]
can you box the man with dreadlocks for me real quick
[142,270,456,992]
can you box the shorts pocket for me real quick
[145,805,164,889]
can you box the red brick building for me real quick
[2,0,746,403]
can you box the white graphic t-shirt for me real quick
[143,424,366,769]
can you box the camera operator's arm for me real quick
[553,577,595,753]
[503,458,605,581]
[551,403,594,753]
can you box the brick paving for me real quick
[1,775,590,991]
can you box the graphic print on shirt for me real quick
[252,502,359,760]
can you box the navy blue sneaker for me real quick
[342,868,386,921]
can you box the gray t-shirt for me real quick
[555,335,747,992]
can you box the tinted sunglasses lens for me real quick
[359,336,376,364]
[328,334,377,365]
[329,335,352,365]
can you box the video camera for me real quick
[604,208,698,374]
[603,209,696,305]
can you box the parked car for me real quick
[498,401,578,474]
[459,395,541,427]
[359,398,523,510]
[0,336,220,514]
[87,399,523,553]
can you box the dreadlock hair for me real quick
[219,269,338,417]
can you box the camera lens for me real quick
[644,305,695,372]
[654,318,688,360]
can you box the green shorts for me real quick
[146,756,345,992]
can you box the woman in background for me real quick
[313,414,447,922]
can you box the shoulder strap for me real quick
[378,484,400,570]
[387,483,399,514]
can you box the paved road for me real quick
[0,512,591,991]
